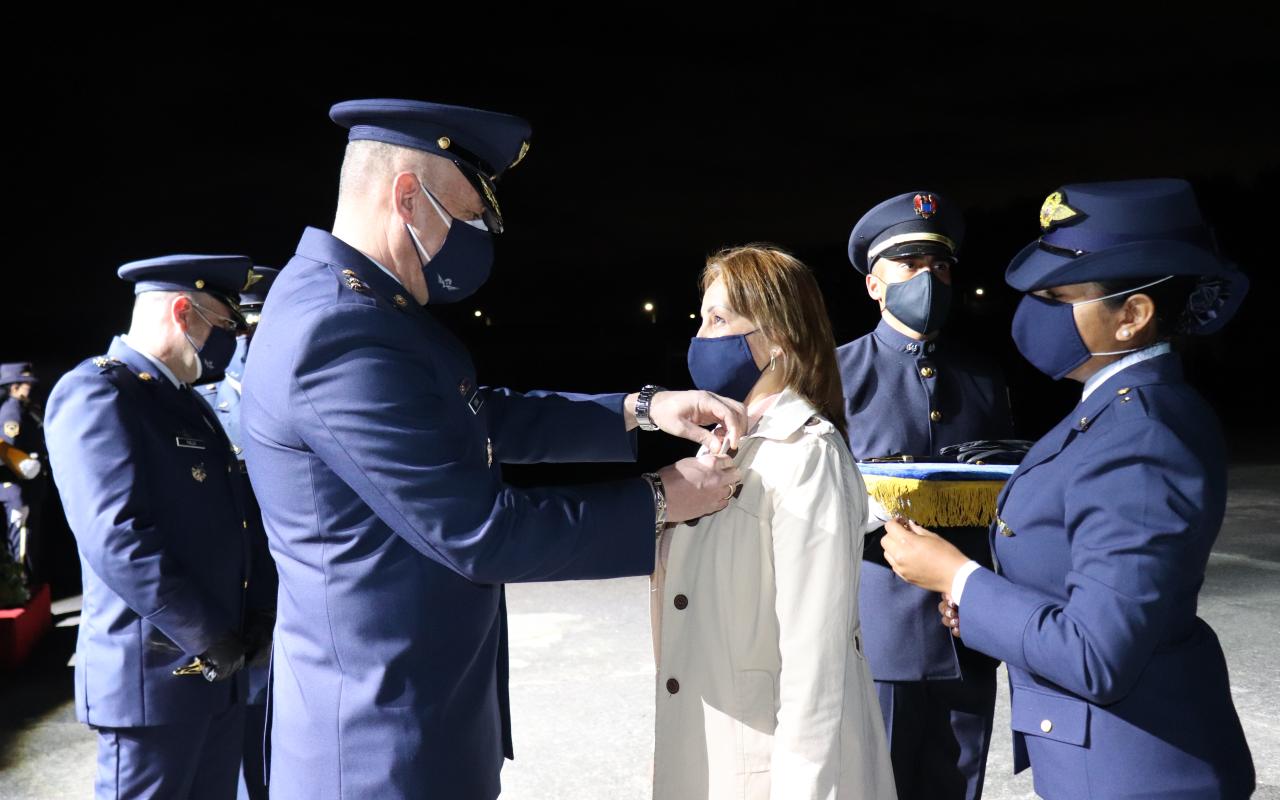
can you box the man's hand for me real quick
[200,633,247,682]
[659,454,742,524]
[626,390,748,452]
[880,516,970,594]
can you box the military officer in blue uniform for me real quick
[241,99,745,800]
[883,179,1256,799]
[196,266,279,800]
[837,191,1012,799]
[45,255,274,799]
[1,362,49,579]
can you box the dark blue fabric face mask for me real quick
[687,331,762,402]
[405,179,494,305]
[883,269,952,334]
[1011,294,1091,380]
[1012,276,1175,380]
[186,304,239,383]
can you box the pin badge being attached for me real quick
[191,463,207,483]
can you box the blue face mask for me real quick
[184,305,239,383]
[687,331,763,402]
[405,179,493,304]
[883,269,951,334]
[1011,275,1174,380]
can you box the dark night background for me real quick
[7,10,1279,595]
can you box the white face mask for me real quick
[1073,275,1174,356]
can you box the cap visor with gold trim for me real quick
[117,254,256,328]
[848,190,965,274]
[330,98,533,235]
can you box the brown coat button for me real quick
[666,678,680,694]
[674,594,689,610]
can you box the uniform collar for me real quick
[117,335,183,389]
[1072,351,1183,431]
[872,318,939,358]
[743,386,824,441]
[1081,342,1172,401]
[296,227,416,310]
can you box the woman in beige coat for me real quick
[652,245,896,800]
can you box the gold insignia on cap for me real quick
[478,177,501,219]
[1039,191,1081,231]
[510,140,531,170]
[393,294,408,308]
[195,279,206,289]
[438,136,452,150]
[242,271,264,292]
[191,464,207,483]
[3,421,18,438]
[137,372,154,382]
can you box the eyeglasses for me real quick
[188,300,242,333]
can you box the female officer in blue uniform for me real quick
[882,179,1255,799]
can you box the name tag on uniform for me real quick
[176,436,206,450]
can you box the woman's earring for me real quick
[1118,328,1132,340]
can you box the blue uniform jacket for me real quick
[961,353,1255,799]
[240,228,656,800]
[838,319,1012,681]
[196,337,277,704]
[44,338,254,727]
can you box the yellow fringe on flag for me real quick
[863,476,1003,528]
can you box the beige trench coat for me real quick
[652,388,896,800]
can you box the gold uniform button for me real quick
[195,279,205,289]
[920,367,935,378]
[243,580,249,589]
[930,410,943,422]
[393,294,408,308]
[1117,387,1131,396]
[438,136,451,150]
[242,521,248,529]
[1040,719,1053,733]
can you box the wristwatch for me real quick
[635,384,664,432]
[641,472,667,537]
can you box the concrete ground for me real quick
[3,465,1276,799]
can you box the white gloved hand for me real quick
[17,458,40,479]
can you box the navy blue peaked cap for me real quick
[1006,179,1248,334]
[330,99,532,234]
[848,191,964,274]
[118,254,258,325]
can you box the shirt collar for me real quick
[743,386,824,441]
[1081,342,1172,401]
[119,334,183,389]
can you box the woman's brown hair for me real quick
[701,244,847,440]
